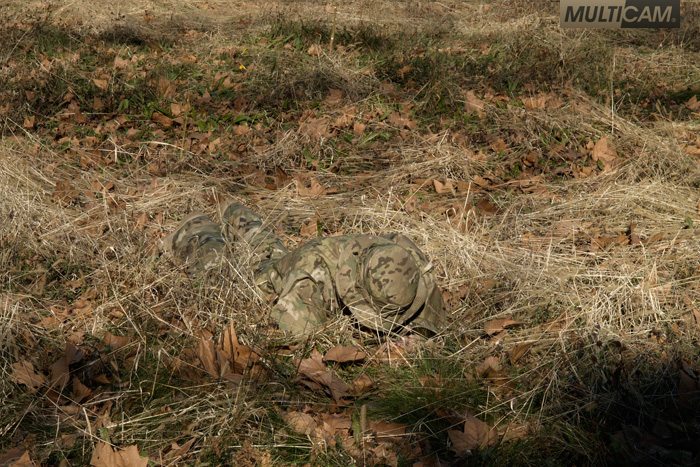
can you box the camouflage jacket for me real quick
[255,233,445,336]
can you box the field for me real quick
[1,0,700,465]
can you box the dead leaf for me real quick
[299,116,331,140]
[52,180,80,206]
[323,345,367,363]
[464,91,485,118]
[151,112,173,128]
[324,88,344,105]
[591,137,617,170]
[163,438,196,463]
[299,216,319,238]
[284,411,317,435]
[22,116,35,129]
[298,349,352,401]
[387,112,416,129]
[370,420,407,440]
[476,356,502,378]
[307,44,323,56]
[686,95,700,111]
[432,179,455,195]
[113,56,130,69]
[92,78,108,91]
[90,442,149,467]
[72,376,93,402]
[197,330,219,378]
[0,448,35,467]
[10,360,46,394]
[295,177,326,198]
[352,374,374,395]
[509,343,532,364]
[475,198,499,216]
[220,322,258,375]
[522,94,547,110]
[448,415,498,455]
[484,317,520,336]
[104,332,130,350]
[353,121,366,136]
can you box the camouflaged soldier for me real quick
[164,202,446,337]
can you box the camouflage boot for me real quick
[219,201,288,261]
[164,213,225,274]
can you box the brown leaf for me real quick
[22,116,35,129]
[387,112,416,129]
[307,44,322,56]
[151,112,173,128]
[299,116,331,140]
[298,349,351,400]
[370,420,407,440]
[163,438,196,463]
[50,355,70,393]
[113,56,130,69]
[92,78,108,91]
[52,180,80,206]
[432,179,455,195]
[104,332,130,350]
[475,198,499,215]
[522,94,547,110]
[686,95,700,111]
[509,343,532,365]
[476,356,502,378]
[464,91,485,118]
[323,345,367,363]
[484,317,520,336]
[72,376,93,402]
[295,177,326,198]
[353,121,366,136]
[591,137,617,170]
[448,415,498,455]
[299,216,319,238]
[324,88,344,106]
[10,360,46,394]
[1,448,35,467]
[220,322,258,375]
[170,102,185,117]
[284,411,317,435]
[90,442,149,467]
[352,374,374,395]
[197,331,219,378]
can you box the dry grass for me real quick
[2,0,700,465]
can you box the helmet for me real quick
[362,244,419,311]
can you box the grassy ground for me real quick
[1,0,700,465]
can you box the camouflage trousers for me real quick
[166,203,445,337]
[166,203,327,335]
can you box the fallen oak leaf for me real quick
[352,374,374,395]
[0,448,35,467]
[484,317,521,336]
[509,343,532,365]
[284,411,317,436]
[298,349,352,401]
[90,442,149,467]
[369,420,408,441]
[151,112,173,128]
[591,136,617,171]
[92,78,108,91]
[448,414,498,455]
[295,177,326,198]
[10,360,46,394]
[104,332,130,350]
[323,345,367,363]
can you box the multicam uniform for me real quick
[165,203,445,337]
